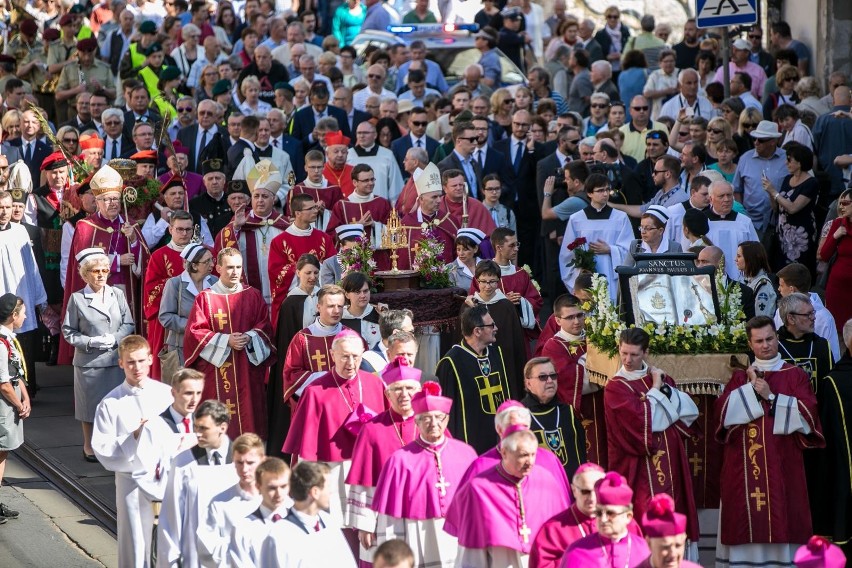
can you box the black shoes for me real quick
[0,503,19,519]
[83,452,98,463]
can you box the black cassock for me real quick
[813,355,852,557]
[522,394,586,481]
[436,340,515,455]
[462,296,528,396]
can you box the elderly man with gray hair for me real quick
[776,292,834,392]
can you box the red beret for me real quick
[59,13,74,26]
[19,19,38,37]
[40,151,68,171]
[43,28,60,42]
[77,38,98,52]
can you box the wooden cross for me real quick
[478,375,504,414]
[224,399,236,417]
[689,453,704,477]
[434,476,450,496]
[750,487,766,512]
[519,523,531,544]
[213,308,229,330]
[310,349,327,369]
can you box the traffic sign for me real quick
[695,0,758,28]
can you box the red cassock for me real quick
[533,315,560,357]
[715,365,824,546]
[346,409,419,488]
[396,212,456,271]
[539,337,608,468]
[604,373,699,542]
[282,328,337,406]
[282,370,389,461]
[284,183,344,217]
[395,177,418,216]
[213,212,290,291]
[183,285,274,439]
[59,213,149,365]
[267,229,336,325]
[530,504,644,568]
[685,393,723,509]
[323,164,354,199]
[326,196,392,241]
[438,196,497,238]
[142,245,184,379]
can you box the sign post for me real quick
[695,0,758,98]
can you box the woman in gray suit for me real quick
[158,243,216,374]
[623,205,684,266]
[62,248,135,462]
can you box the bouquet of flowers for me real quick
[565,237,597,273]
[337,235,377,282]
[586,272,748,356]
[414,228,451,289]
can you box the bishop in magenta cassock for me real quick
[715,318,824,567]
[372,382,478,567]
[636,493,702,568]
[530,463,644,568]
[183,248,274,439]
[539,293,608,468]
[445,424,570,567]
[213,159,289,306]
[345,358,422,563]
[560,471,650,568]
[59,164,148,365]
[141,211,194,380]
[267,192,336,325]
[326,163,392,250]
[604,329,701,552]
[282,328,389,525]
[458,400,571,500]
[396,163,455,271]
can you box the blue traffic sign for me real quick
[695,0,758,28]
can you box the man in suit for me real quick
[290,82,350,150]
[437,121,483,200]
[101,108,135,161]
[9,110,52,191]
[60,92,96,133]
[332,87,370,139]
[492,109,543,271]
[470,114,507,180]
[177,99,228,174]
[536,127,579,307]
[159,399,237,568]
[159,368,205,433]
[267,108,305,181]
[391,106,439,178]
[226,115,261,178]
[122,84,162,140]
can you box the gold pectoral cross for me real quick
[213,308,229,330]
[750,487,767,512]
[310,349,327,369]
[224,399,236,417]
[689,453,703,477]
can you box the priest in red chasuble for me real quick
[282,328,389,526]
[267,192,336,325]
[346,358,422,564]
[539,293,608,468]
[326,163,392,250]
[285,148,344,231]
[60,164,148,365]
[213,159,288,306]
[604,328,700,554]
[323,131,355,199]
[715,316,824,567]
[183,247,274,439]
[444,425,569,567]
[436,168,496,245]
[142,210,195,380]
[396,163,455,271]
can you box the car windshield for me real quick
[429,47,523,86]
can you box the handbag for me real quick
[157,287,181,385]
[815,250,837,294]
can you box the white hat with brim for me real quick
[732,38,750,50]
[749,120,783,139]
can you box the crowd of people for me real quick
[1,0,852,566]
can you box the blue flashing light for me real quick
[387,23,479,35]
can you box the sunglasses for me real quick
[742,122,758,129]
[410,121,428,127]
[708,128,724,134]
[631,106,649,111]
[368,74,384,79]
[754,138,773,143]
[177,107,194,113]
[104,121,121,126]
[457,136,478,142]
[591,103,609,109]
[606,15,619,19]
[63,137,78,143]
[530,373,558,382]
[748,35,761,39]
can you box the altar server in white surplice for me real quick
[196,433,268,568]
[157,400,237,568]
[228,458,292,568]
[262,461,357,567]
[559,173,634,302]
[91,335,174,568]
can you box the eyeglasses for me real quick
[557,312,586,321]
[411,120,428,127]
[708,128,725,134]
[88,268,110,275]
[631,106,649,111]
[172,227,194,233]
[606,14,619,19]
[477,279,500,286]
[571,483,594,496]
[678,130,690,136]
[63,137,78,144]
[368,74,384,79]
[104,121,121,126]
[596,507,629,518]
[203,71,219,76]
[639,225,662,233]
[198,110,215,116]
[356,177,376,183]
[97,197,121,203]
[566,138,580,144]
[475,322,497,328]
[484,186,501,192]
[531,372,558,382]
[512,122,530,128]
[591,103,609,109]
[177,106,194,113]
[790,311,816,319]
[591,187,611,194]
[653,169,668,175]
[741,122,758,129]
